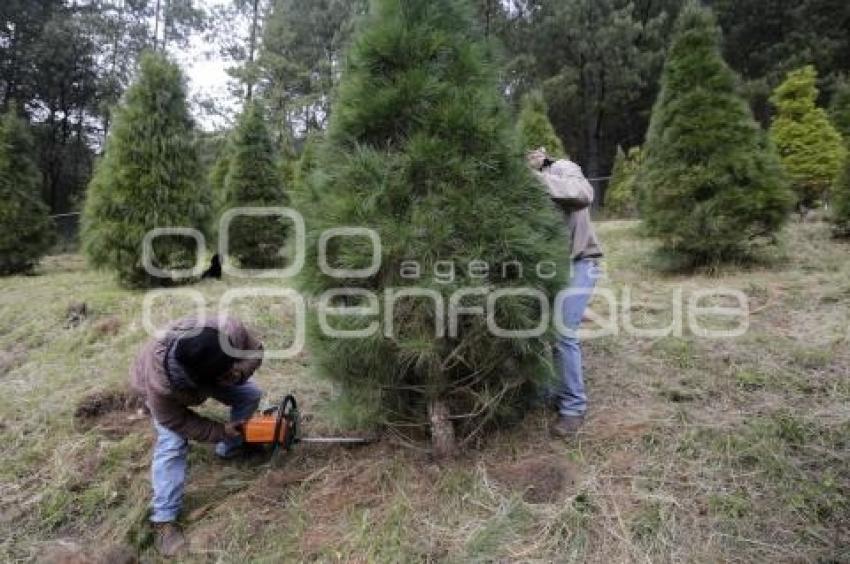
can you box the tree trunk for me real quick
[162,0,171,52]
[246,0,260,102]
[428,398,457,460]
[153,0,161,51]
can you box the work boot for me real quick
[551,414,585,439]
[153,521,187,557]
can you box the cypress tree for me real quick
[769,66,846,209]
[298,0,568,457]
[0,109,55,275]
[82,53,208,287]
[638,1,792,267]
[605,145,642,218]
[221,101,288,268]
[516,89,566,157]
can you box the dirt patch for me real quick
[293,444,403,555]
[180,443,395,558]
[92,316,121,337]
[0,343,27,376]
[74,389,148,437]
[488,455,579,504]
[37,541,137,564]
[584,406,663,442]
[302,456,389,517]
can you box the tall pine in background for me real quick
[638,1,792,267]
[769,66,846,209]
[516,89,566,157]
[298,0,567,458]
[82,53,208,287]
[208,142,232,236]
[0,109,54,274]
[220,100,288,268]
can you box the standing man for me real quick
[131,315,264,556]
[527,148,603,439]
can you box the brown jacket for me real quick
[130,315,263,442]
[535,159,603,260]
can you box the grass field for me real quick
[0,220,848,562]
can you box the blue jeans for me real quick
[150,380,262,523]
[554,258,598,417]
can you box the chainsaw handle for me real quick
[273,394,299,453]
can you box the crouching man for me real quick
[130,315,264,557]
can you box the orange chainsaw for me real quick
[241,395,371,454]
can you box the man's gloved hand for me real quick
[223,421,245,439]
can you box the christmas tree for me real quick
[831,79,850,237]
[605,145,642,218]
[832,153,850,237]
[0,109,55,275]
[220,101,289,268]
[769,66,846,209]
[638,1,792,267]
[297,0,568,457]
[516,89,566,157]
[82,53,209,287]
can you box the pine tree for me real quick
[208,141,232,232]
[832,155,850,237]
[221,100,288,268]
[830,78,850,141]
[294,133,320,189]
[82,52,208,287]
[605,145,642,218]
[277,134,298,189]
[516,89,566,157]
[831,79,850,237]
[769,66,846,209]
[0,109,55,274]
[298,0,568,458]
[638,1,792,267]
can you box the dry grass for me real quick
[0,221,848,562]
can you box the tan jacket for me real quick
[130,315,263,442]
[535,160,603,260]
